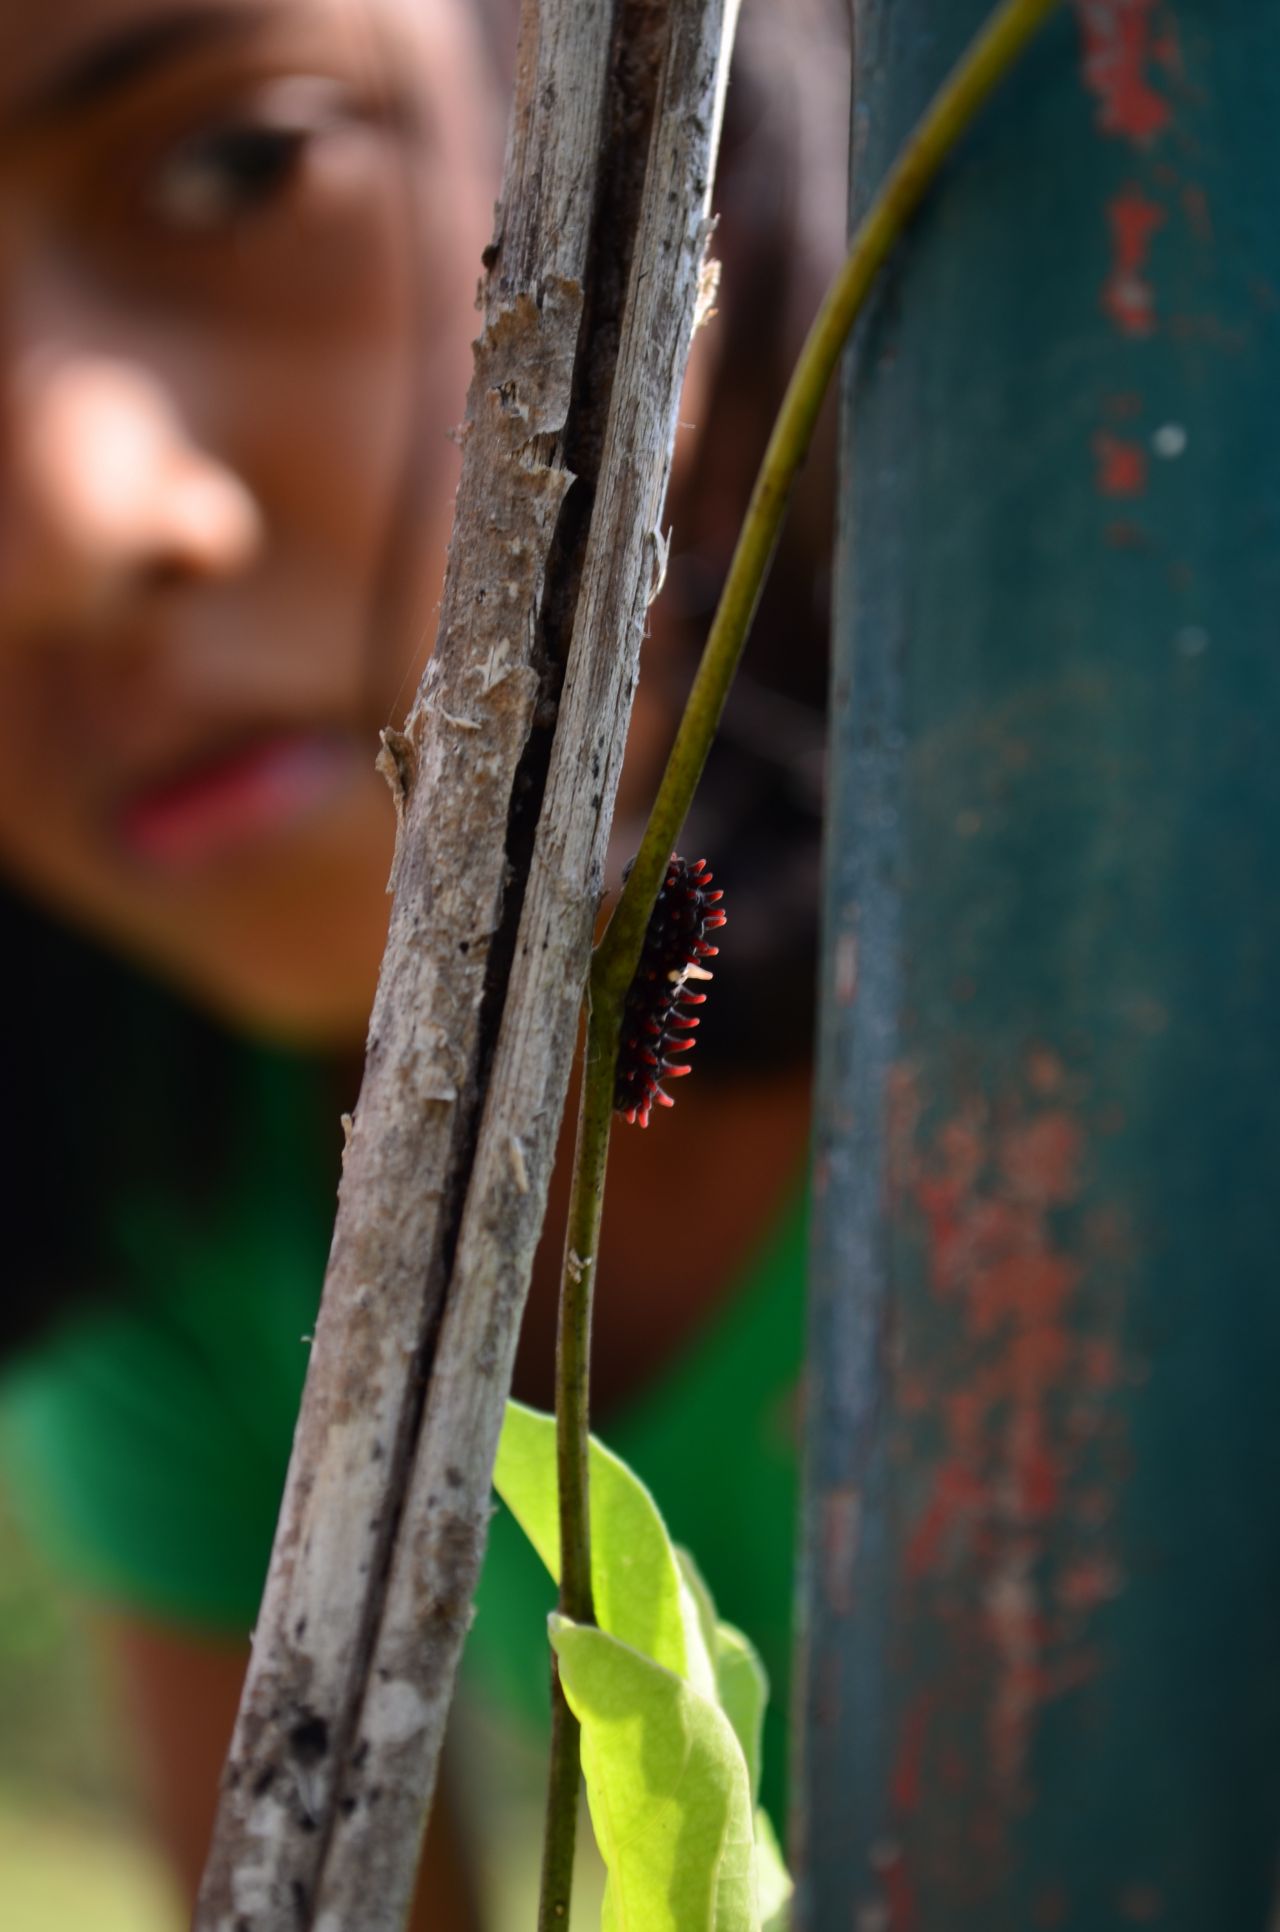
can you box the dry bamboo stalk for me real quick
[314,4,738,1924]
[196,1,737,1927]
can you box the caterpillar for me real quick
[614,854,725,1128]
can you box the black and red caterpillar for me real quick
[614,854,726,1128]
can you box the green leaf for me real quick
[711,1624,769,1811]
[674,1547,719,1663]
[674,1550,770,1809]
[494,1405,792,1928]
[550,1616,759,1932]
[494,1401,714,1694]
[753,1808,793,1932]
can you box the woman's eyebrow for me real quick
[9,7,287,132]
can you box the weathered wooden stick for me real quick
[196,1,737,1926]
[313,17,740,1917]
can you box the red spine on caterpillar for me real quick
[614,854,726,1128]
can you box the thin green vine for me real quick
[539,0,1062,1922]
[536,1021,614,1932]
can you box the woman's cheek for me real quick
[209,188,476,673]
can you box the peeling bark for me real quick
[195,3,739,1928]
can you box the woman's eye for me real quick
[146,79,348,233]
[149,126,305,228]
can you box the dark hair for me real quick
[0,0,847,1356]
[0,898,244,1353]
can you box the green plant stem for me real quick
[536,1678,585,1931]
[538,0,1061,1923]
[554,1004,617,1633]
[537,1003,614,1932]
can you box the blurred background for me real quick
[0,1493,179,1930]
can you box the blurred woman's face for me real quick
[0,0,501,1042]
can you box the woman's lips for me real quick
[116,731,359,868]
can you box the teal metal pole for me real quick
[797,6,1280,1928]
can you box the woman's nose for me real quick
[0,347,262,639]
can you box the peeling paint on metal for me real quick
[1075,0,1173,146]
[1078,8,1187,534]
[876,1845,917,1932]
[1093,431,1148,496]
[890,1695,934,1815]
[886,1055,1127,1829]
[1101,187,1165,337]
[823,1486,862,1617]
